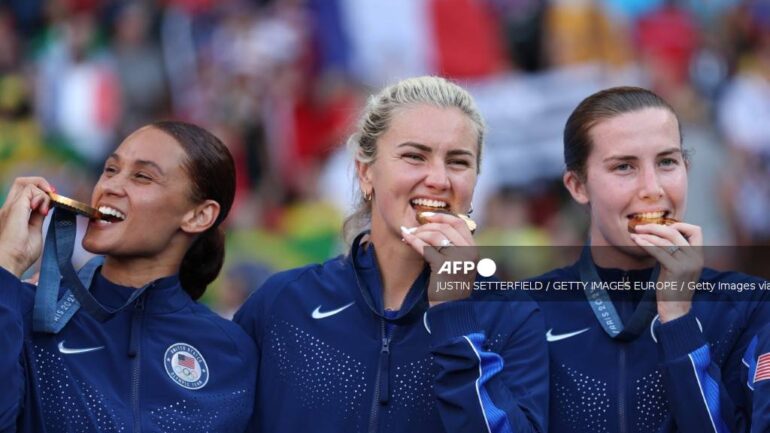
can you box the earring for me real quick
[467,204,474,215]
[363,190,372,202]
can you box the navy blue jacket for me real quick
[533,263,770,433]
[0,265,256,433]
[234,242,549,433]
[743,324,770,433]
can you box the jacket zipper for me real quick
[379,333,391,404]
[618,344,627,433]
[129,293,146,433]
[618,273,628,433]
[367,318,394,433]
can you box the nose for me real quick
[424,161,450,190]
[95,172,126,197]
[637,164,664,201]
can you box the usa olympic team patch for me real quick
[164,343,209,390]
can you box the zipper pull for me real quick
[379,337,391,404]
[127,293,147,358]
[135,294,146,311]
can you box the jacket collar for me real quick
[91,271,192,314]
[349,232,429,325]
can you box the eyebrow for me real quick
[396,142,476,158]
[107,153,166,175]
[602,147,682,163]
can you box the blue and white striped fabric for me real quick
[689,344,730,433]
[463,333,514,433]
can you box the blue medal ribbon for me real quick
[578,245,660,341]
[33,208,149,333]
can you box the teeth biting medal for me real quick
[627,213,678,232]
[416,208,477,233]
[47,193,125,222]
[48,192,104,220]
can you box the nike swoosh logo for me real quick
[312,302,354,320]
[58,341,105,355]
[546,328,590,343]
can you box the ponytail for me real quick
[179,227,226,300]
[151,120,235,300]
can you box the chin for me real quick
[621,243,649,256]
[612,243,653,263]
[81,237,108,255]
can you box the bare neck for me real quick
[369,231,425,311]
[101,256,180,288]
[590,245,656,270]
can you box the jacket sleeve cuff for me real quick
[427,301,482,344]
[656,312,706,360]
[0,265,22,313]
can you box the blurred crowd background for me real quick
[1,0,769,316]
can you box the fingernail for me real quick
[401,226,417,234]
[420,211,435,217]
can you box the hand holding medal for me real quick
[401,209,478,307]
[0,177,55,277]
[0,177,118,277]
[630,220,704,322]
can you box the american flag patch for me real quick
[754,352,770,384]
[178,354,196,369]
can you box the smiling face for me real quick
[564,108,687,262]
[357,104,479,245]
[82,126,200,261]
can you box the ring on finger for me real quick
[666,245,679,255]
[437,238,453,253]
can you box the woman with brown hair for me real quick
[0,121,256,433]
[533,86,770,433]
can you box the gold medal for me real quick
[627,215,678,233]
[456,213,477,233]
[416,209,477,233]
[48,192,103,219]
